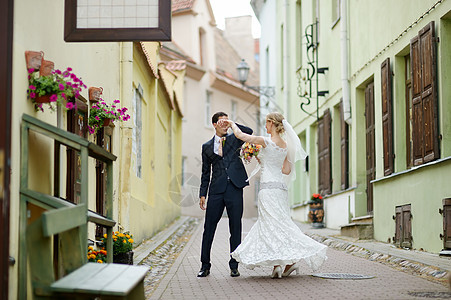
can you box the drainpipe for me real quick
[341,0,351,124]
[284,0,290,122]
[119,42,133,230]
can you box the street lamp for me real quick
[236,59,274,97]
[237,59,250,85]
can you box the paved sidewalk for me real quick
[149,218,450,299]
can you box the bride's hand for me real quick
[218,119,232,128]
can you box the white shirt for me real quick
[213,135,224,155]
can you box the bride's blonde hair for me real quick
[266,112,285,134]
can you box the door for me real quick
[394,204,412,248]
[95,126,112,239]
[365,82,375,214]
[66,100,88,203]
[0,0,13,297]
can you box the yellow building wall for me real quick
[127,43,183,244]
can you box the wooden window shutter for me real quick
[317,116,325,195]
[317,109,332,196]
[324,109,332,195]
[442,198,451,249]
[401,204,412,248]
[381,58,394,175]
[394,206,402,246]
[410,21,439,166]
[419,21,439,163]
[340,102,349,189]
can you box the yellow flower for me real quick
[88,246,94,251]
[128,239,134,243]
[115,231,119,235]
[126,234,130,239]
[123,240,127,244]
[97,260,103,264]
[90,254,96,259]
[103,234,107,238]
[118,233,125,237]
[112,235,117,239]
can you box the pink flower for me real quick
[55,69,62,75]
[67,67,73,72]
[30,92,36,98]
[28,68,35,74]
[29,85,36,90]
[66,102,75,110]
[61,93,66,99]
[49,94,58,102]
[113,100,120,104]
[95,116,100,121]
[59,83,65,91]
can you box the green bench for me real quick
[19,115,149,299]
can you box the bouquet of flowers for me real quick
[240,142,262,164]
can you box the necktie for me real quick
[218,137,225,157]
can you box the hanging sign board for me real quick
[64,0,171,42]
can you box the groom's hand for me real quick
[199,196,206,210]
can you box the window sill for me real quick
[372,156,451,184]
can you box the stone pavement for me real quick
[147,217,451,299]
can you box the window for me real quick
[199,28,207,66]
[409,21,439,166]
[231,100,237,121]
[317,109,331,195]
[133,85,143,178]
[205,91,211,127]
[331,0,341,27]
[181,156,187,186]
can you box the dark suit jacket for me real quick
[199,124,253,197]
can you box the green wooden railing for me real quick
[19,114,117,299]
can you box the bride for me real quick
[218,112,327,278]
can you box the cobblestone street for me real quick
[140,217,451,299]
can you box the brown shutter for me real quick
[419,22,439,163]
[340,102,349,189]
[317,116,325,195]
[323,109,332,195]
[365,82,375,213]
[394,206,402,246]
[411,21,439,166]
[381,58,394,175]
[442,198,451,249]
[401,204,412,248]
[410,35,423,166]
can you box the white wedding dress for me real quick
[231,137,327,271]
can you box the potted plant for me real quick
[27,67,86,112]
[308,193,325,228]
[87,246,107,264]
[87,99,131,135]
[101,231,134,265]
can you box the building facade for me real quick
[4,1,184,298]
[253,0,451,253]
[169,0,261,218]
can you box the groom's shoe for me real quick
[197,269,210,277]
[230,269,240,277]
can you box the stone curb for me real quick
[306,233,449,285]
[133,216,191,265]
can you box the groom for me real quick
[198,112,253,277]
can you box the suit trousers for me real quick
[200,180,243,270]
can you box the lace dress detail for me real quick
[231,137,327,271]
